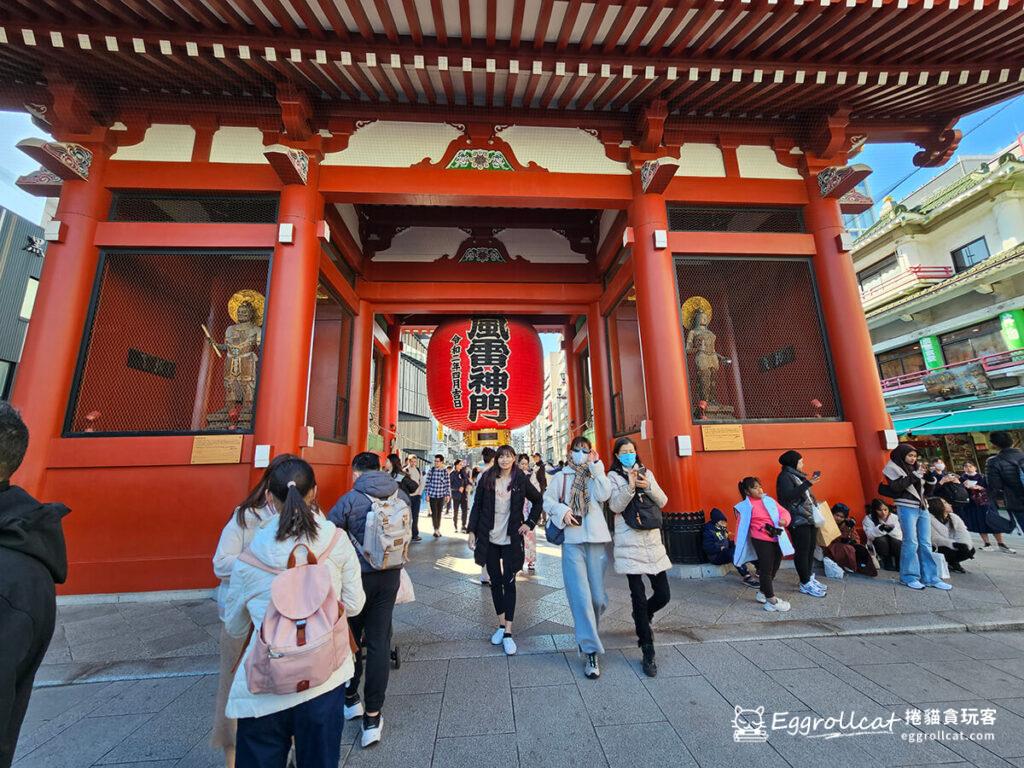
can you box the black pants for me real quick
[428,497,446,531]
[627,571,671,646]
[751,539,783,599]
[236,684,344,768]
[789,524,817,585]
[347,569,401,713]
[485,543,518,622]
[873,534,901,569]
[409,495,421,538]
[0,609,52,768]
[937,544,976,567]
[452,493,468,529]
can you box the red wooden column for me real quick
[563,324,581,439]
[628,174,700,512]
[378,323,402,453]
[586,302,614,458]
[346,300,374,454]
[252,161,323,461]
[11,142,111,496]
[804,171,891,498]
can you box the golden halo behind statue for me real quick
[228,289,265,325]
[681,296,712,330]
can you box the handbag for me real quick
[396,568,416,604]
[620,470,663,531]
[931,549,950,580]
[545,474,571,546]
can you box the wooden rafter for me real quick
[533,0,555,51]
[344,0,375,41]
[459,0,472,47]
[556,0,583,53]
[623,0,667,56]
[578,0,610,54]
[431,0,448,45]
[601,0,639,55]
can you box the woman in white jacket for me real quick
[210,453,295,768]
[607,438,670,678]
[543,436,611,680]
[927,497,976,574]
[224,458,365,768]
[862,499,903,572]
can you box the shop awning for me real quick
[894,403,1024,436]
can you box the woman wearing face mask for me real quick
[544,436,612,679]
[607,438,670,678]
[879,444,953,591]
[467,445,543,655]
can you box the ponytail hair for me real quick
[236,452,299,528]
[738,476,760,500]
[267,458,319,542]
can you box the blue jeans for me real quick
[236,684,345,768]
[561,542,609,654]
[896,503,940,585]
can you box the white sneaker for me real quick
[490,626,506,645]
[502,636,517,655]
[764,599,791,612]
[360,715,383,748]
[343,696,364,720]
[755,591,767,604]
[999,543,1017,555]
[799,582,826,598]
[810,574,828,591]
[981,543,994,553]
[480,576,491,585]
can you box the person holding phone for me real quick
[776,451,827,598]
[544,436,612,679]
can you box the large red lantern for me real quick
[427,317,543,431]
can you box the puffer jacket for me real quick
[986,447,1024,511]
[775,465,817,527]
[212,505,275,621]
[543,461,612,545]
[607,468,670,575]
[929,512,973,549]
[223,514,365,720]
[328,471,410,572]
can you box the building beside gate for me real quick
[2,1,1022,593]
[0,207,45,399]
[851,139,1024,469]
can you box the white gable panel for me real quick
[676,144,726,177]
[372,226,467,261]
[323,121,462,167]
[500,229,587,263]
[112,124,195,162]
[209,127,269,164]
[499,126,629,174]
[736,145,802,179]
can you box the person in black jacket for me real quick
[776,451,826,598]
[986,431,1024,534]
[467,445,543,656]
[0,402,69,768]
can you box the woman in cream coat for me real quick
[543,435,611,680]
[607,437,670,678]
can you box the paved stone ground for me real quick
[18,515,1024,767]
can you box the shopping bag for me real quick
[931,550,950,580]
[822,557,845,579]
[396,568,416,604]
[812,504,828,528]
[815,501,840,548]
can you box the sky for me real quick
[2,90,1022,227]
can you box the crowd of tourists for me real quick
[5,397,1024,768]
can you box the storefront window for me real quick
[606,288,647,435]
[67,249,271,434]
[877,343,926,380]
[675,256,839,421]
[307,283,354,443]
[940,319,1005,364]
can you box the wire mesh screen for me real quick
[67,250,271,434]
[667,205,805,233]
[676,257,839,422]
[109,193,279,223]
[308,284,354,443]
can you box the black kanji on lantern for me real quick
[450,334,463,409]
[466,318,510,422]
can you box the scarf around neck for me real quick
[568,462,592,518]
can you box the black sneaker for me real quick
[361,713,382,747]
[343,692,363,720]
[641,643,657,678]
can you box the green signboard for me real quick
[919,335,945,370]
[1000,309,1024,351]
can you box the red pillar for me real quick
[346,300,374,453]
[11,142,111,496]
[252,162,323,461]
[586,302,614,459]
[378,323,402,453]
[804,171,891,499]
[563,324,581,438]
[629,176,700,512]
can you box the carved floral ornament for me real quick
[447,148,513,171]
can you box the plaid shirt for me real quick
[425,466,450,499]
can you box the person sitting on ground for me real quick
[0,402,69,768]
[822,503,878,577]
[702,508,759,588]
[734,476,793,613]
[928,497,976,574]
[862,498,902,572]
[960,460,1014,554]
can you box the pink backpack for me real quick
[238,531,355,695]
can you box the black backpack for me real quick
[617,469,664,531]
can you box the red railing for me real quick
[882,350,1024,392]
[860,265,954,304]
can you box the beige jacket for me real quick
[608,469,671,575]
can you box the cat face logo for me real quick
[732,705,768,743]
